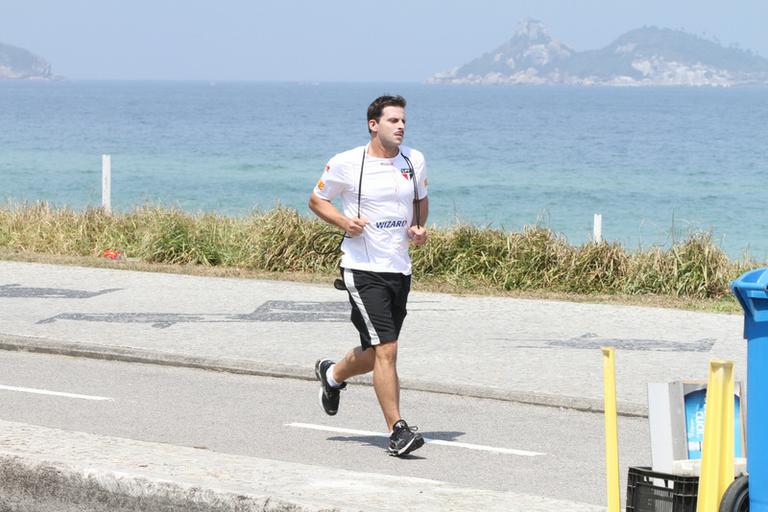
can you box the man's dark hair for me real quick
[367,95,406,133]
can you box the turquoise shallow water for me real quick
[1,81,767,258]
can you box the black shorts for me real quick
[341,268,411,349]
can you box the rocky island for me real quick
[0,42,54,79]
[429,20,768,86]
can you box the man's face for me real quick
[370,106,406,147]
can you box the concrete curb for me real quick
[0,456,320,512]
[0,333,647,417]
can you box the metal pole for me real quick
[696,360,735,512]
[602,347,620,512]
[593,213,602,243]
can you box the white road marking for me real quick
[286,422,545,456]
[0,384,113,401]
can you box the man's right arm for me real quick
[308,193,368,237]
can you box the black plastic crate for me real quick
[626,466,699,512]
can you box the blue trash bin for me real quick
[732,267,768,511]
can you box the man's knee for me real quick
[373,340,398,363]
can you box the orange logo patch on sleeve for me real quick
[316,180,325,190]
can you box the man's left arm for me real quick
[408,152,429,245]
[414,197,428,226]
[409,197,428,245]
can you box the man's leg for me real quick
[372,340,400,430]
[371,339,422,457]
[325,341,401,429]
[332,345,375,382]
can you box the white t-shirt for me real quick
[313,144,428,275]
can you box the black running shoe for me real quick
[386,419,424,457]
[314,358,345,415]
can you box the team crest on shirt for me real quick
[325,165,330,172]
[316,179,325,190]
[400,168,413,180]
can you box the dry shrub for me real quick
[566,242,629,293]
[501,226,571,290]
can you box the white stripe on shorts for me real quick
[343,268,380,346]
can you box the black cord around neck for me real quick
[357,147,419,227]
[313,145,420,257]
[357,147,365,219]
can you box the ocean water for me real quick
[1,80,767,259]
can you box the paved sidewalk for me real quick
[0,261,747,416]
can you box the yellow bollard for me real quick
[602,347,621,512]
[696,360,735,512]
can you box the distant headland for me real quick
[0,42,57,80]
[428,19,768,87]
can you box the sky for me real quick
[2,0,767,81]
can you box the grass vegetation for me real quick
[0,202,758,313]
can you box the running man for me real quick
[308,95,429,457]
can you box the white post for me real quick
[102,154,111,214]
[593,213,602,243]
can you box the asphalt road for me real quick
[0,350,651,505]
